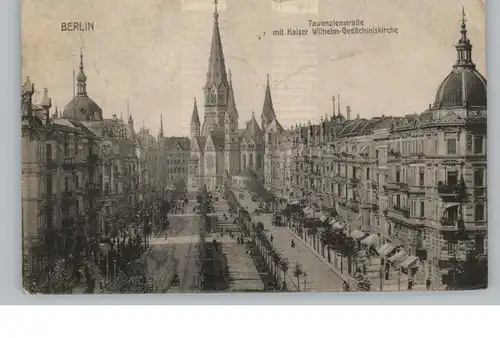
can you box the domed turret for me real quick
[62,50,103,121]
[433,8,486,109]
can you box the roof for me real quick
[209,131,225,150]
[242,113,263,141]
[261,77,276,127]
[191,98,200,126]
[226,77,238,118]
[434,68,486,108]
[205,11,229,90]
[161,137,190,151]
[62,95,103,121]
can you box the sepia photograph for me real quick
[21,0,487,294]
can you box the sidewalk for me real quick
[236,189,343,292]
[219,237,264,292]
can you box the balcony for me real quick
[62,190,74,199]
[394,205,410,218]
[46,160,59,170]
[440,217,465,231]
[408,184,425,194]
[348,177,360,185]
[397,182,408,191]
[388,150,401,161]
[85,183,101,196]
[437,181,465,202]
[87,154,101,166]
[62,157,76,170]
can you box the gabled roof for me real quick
[161,137,190,151]
[208,131,225,150]
[243,113,263,140]
[261,76,276,124]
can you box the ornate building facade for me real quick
[267,13,487,290]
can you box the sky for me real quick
[21,0,486,137]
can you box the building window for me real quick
[256,154,261,170]
[64,141,69,156]
[46,144,52,161]
[64,177,69,192]
[447,171,458,186]
[211,93,216,104]
[475,234,485,254]
[474,169,484,187]
[366,168,370,180]
[474,136,483,154]
[396,169,401,183]
[46,207,53,229]
[420,201,425,218]
[396,194,401,208]
[447,139,457,155]
[46,175,52,195]
[475,204,485,221]
[419,171,424,186]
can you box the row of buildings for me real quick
[21,52,190,280]
[263,14,487,289]
[182,3,487,289]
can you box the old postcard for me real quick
[21,0,487,294]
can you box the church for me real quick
[188,2,284,190]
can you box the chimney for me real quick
[356,113,360,120]
[332,96,336,116]
[346,106,351,120]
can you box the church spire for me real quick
[205,0,228,89]
[77,50,87,96]
[191,97,200,126]
[454,7,475,69]
[261,73,276,131]
[226,69,238,117]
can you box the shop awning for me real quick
[361,234,379,247]
[351,230,366,240]
[400,255,419,269]
[377,243,396,256]
[388,250,409,263]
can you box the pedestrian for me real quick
[363,263,367,275]
[408,277,413,290]
[426,278,431,290]
[270,235,273,243]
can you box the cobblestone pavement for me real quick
[236,190,344,292]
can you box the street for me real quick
[236,189,344,292]
[146,192,202,293]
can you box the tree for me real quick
[320,225,336,263]
[292,263,304,292]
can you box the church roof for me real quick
[205,6,229,90]
[195,136,206,151]
[261,75,276,123]
[243,113,263,140]
[209,130,225,150]
[191,98,200,126]
[226,71,238,118]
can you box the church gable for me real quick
[205,135,215,152]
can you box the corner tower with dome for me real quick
[188,1,283,190]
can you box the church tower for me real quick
[190,97,201,140]
[201,0,229,137]
[261,74,276,132]
[225,70,240,177]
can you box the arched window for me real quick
[211,93,216,104]
[249,154,254,167]
[243,154,246,168]
[256,154,261,170]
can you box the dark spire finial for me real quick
[214,0,219,20]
